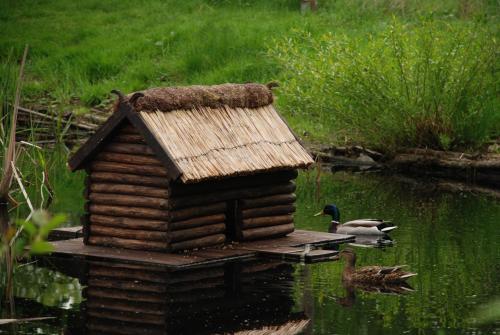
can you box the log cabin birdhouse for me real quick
[68,83,314,252]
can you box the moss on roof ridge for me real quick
[126,83,274,112]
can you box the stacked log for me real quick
[169,170,297,243]
[85,122,170,251]
[168,202,227,251]
[238,178,296,241]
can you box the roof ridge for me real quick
[127,83,274,113]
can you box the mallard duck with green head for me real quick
[314,204,397,235]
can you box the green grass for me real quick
[0,0,498,147]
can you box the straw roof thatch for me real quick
[134,84,313,183]
[69,83,313,183]
[230,318,310,335]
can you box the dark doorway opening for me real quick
[225,199,242,241]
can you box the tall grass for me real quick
[0,49,73,311]
[270,20,498,151]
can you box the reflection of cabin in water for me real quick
[69,83,314,252]
[49,257,310,335]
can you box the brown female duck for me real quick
[339,248,417,284]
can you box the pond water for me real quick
[1,171,499,334]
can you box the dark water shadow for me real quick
[34,257,310,335]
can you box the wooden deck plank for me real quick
[241,245,339,263]
[50,238,240,268]
[236,230,354,249]
[305,249,340,263]
[48,226,84,241]
[49,229,353,268]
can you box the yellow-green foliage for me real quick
[270,20,498,151]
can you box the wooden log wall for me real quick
[168,200,227,251]
[83,121,298,251]
[85,122,171,252]
[238,180,296,240]
[170,169,298,242]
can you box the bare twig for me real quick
[9,161,35,247]
[11,161,33,217]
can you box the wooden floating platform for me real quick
[48,229,354,269]
[48,226,83,241]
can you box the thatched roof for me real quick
[69,83,313,183]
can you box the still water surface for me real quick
[1,171,499,334]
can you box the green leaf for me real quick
[19,221,37,237]
[39,213,66,238]
[13,239,27,256]
[29,241,54,255]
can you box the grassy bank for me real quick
[1,0,498,148]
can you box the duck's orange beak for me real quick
[313,210,325,217]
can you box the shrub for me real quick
[269,20,498,152]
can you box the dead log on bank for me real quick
[390,149,500,187]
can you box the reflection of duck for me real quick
[314,204,397,236]
[348,234,394,248]
[339,248,417,284]
[336,281,414,308]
